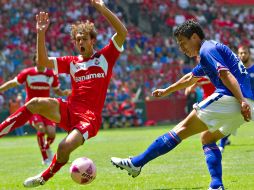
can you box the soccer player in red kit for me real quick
[0,0,127,187]
[185,58,216,100]
[0,56,70,165]
[196,77,216,99]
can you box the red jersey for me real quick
[198,77,216,99]
[16,67,60,102]
[52,38,122,115]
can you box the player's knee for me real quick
[201,133,216,145]
[48,133,55,139]
[46,129,55,138]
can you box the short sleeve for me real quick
[205,45,229,73]
[49,56,73,74]
[192,64,205,77]
[16,69,28,84]
[99,33,124,68]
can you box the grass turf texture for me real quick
[0,123,253,190]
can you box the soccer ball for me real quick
[70,157,96,185]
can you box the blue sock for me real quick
[219,135,230,148]
[203,143,223,188]
[131,131,181,167]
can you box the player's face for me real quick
[176,34,200,57]
[238,47,250,64]
[75,33,95,57]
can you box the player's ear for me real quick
[191,33,199,41]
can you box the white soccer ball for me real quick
[70,157,96,185]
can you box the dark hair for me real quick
[174,19,205,40]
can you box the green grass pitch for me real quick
[0,123,254,190]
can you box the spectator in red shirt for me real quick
[119,97,136,127]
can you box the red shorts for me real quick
[29,114,56,127]
[57,98,101,140]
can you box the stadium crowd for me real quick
[0,0,254,128]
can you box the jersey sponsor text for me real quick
[75,73,105,82]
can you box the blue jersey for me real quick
[247,64,254,94]
[192,40,253,100]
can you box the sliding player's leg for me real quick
[23,98,100,187]
[0,97,60,137]
[23,129,84,187]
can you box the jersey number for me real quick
[238,61,248,75]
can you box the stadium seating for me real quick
[0,0,253,125]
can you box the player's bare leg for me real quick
[201,130,225,145]
[172,110,209,139]
[0,97,60,137]
[26,97,61,123]
[24,129,84,187]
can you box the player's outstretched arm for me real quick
[0,79,19,93]
[219,70,251,121]
[91,0,127,48]
[152,73,200,97]
[36,12,54,69]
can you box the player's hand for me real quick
[64,89,72,96]
[91,0,105,10]
[240,101,251,122]
[36,12,50,33]
[152,89,168,98]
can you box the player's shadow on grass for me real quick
[153,187,203,190]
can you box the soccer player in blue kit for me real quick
[219,44,254,152]
[111,20,254,190]
[238,45,254,96]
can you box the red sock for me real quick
[41,154,67,181]
[45,136,55,149]
[0,106,32,137]
[37,132,48,160]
